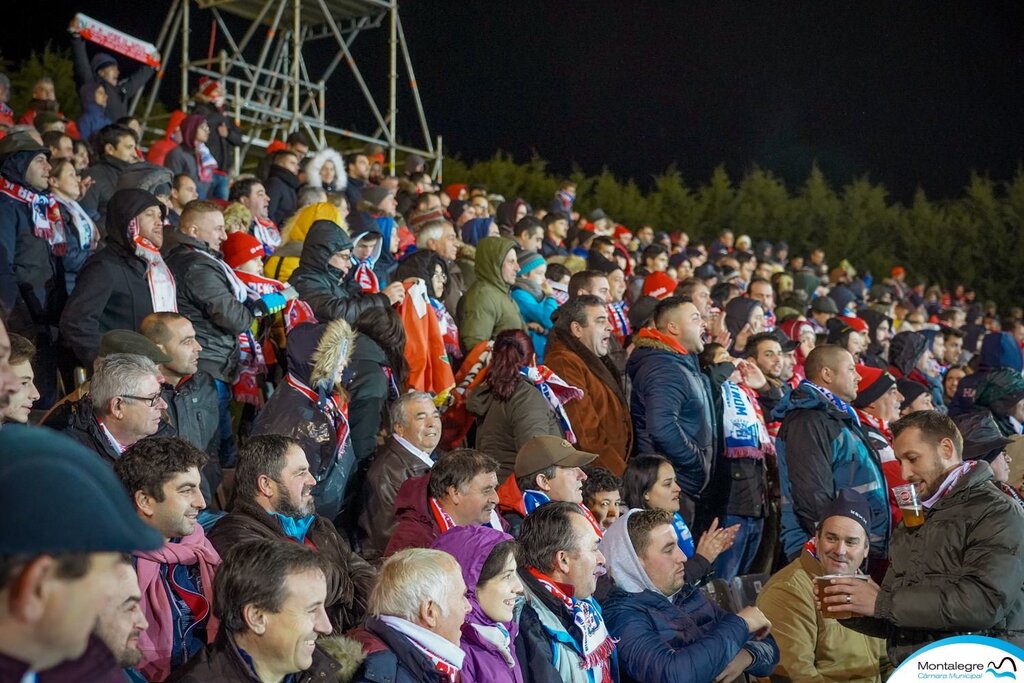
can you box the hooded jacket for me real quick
[432,525,525,683]
[71,36,154,121]
[628,331,717,497]
[844,461,1024,664]
[76,82,112,141]
[348,617,451,683]
[773,382,890,560]
[345,332,392,464]
[250,319,357,521]
[949,332,1024,417]
[975,368,1024,436]
[207,499,375,633]
[162,116,202,189]
[724,297,762,342]
[304,148,347,192]
[0,147,65,337]
[601,510,779,683]
[60,189,165,365]
[459,236,525,351]
[264,202,345,283]
[858,308,892,370]
[290,220,390,323]
[81,153,136,232]
[165,232,253,383]
[468,379,564,482]
[266,163,301,226]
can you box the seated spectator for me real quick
[265,150,301,226]
[582,465,623,531]
[545,295,633,474]
[0,333,39,424]
[0,427,162,680]
[515,501,617,682]
[432,526,525,683]
[168,174,198,228]
[358,391,442,563]
[229,176,281,253]
[385,449,501,558]
[356,185,401,286]
[62,188,174,366]
[468,329,570,481]
[513,215,544,253]
[349,548,471,683]
[114,437,221,682]
[757,490,891,681]
[62,353,166,464]
[207,434,375,632]
[415,219,465,314]
[304,148,346,193]
[289,219,402,323]
[172,540,341,682]
[602,508,779,683]
[251,319,357,521]
[510,251,559,361]
[459,236,525,351]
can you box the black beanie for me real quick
[818,488,871,537]
[897,379,930,411]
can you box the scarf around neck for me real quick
[379,615,464,682]
[802,379,861,427]
[519,365,582,443]
[252,216,281,254]
[55,195,96,250]
[922,460,980,509]
[0,175,67,255]
[636,326,689,355]
[272,512,315,543]
[195,141,217,183]
[129,216,177,312]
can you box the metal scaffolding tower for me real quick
[137,0,441,175]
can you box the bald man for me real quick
[773,345,891,564]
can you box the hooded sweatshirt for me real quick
[459,236,525,351]
[949,332,1024,417]
[76,82,112,141]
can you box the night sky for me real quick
[5,1,1022,200]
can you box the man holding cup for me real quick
[827,410,1024,665]
[757,489,890,681]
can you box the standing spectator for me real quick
[432,526,525,683]
[774,345,891,563]
[0,427,163,680]
[459,236,525,351]
[514,435,596,518]
[48,157,98,293]
[949,331,1023,417]
[628,297,717,521]
[836,412,1024,664]
[114,437,221,681]
[343,152,370,209]
[163,115,213,199]
[349,549,472,683]
[546,295,632,474]
[265,150,301,226]
[539,212,569,257]
[510,251,559,361]
[77,81,111,141]
[468,329,570,480]
[356,185,401,287]
[61,189,173,365]
[81,124,139,230]
[251,319,357,521]
[415,219,465,315]
[190,78,242,200]
[167,174,198,228]
[166,201,258,472]
[602,509,779,683]
[385,449,502,558]
[852,365,906,524]
[70,23,156,122]
[757,490,890,682]
[0,334,39,425]
[394,249,461,365]
[974,367,1024,437]
[207,435,375,632]
[304,148,347,193]
[228,177,280,253]
[357,391,442,563]
[514,502,618,683]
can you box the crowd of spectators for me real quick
[2,34,1024,683]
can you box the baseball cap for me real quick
[769,328,800,353]
[810,297,839,315]
[515,436,598,478]
[0,426,163,554]
[99,329,171,364]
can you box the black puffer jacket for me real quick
[845,461,1024,664]
[165,232,254,383]
[80,155,135,233]
[265,164,300,226]
[60,189,165,365]
[290,220,389,323]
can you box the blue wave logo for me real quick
[988,656,1018,679]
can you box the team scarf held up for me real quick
[251,216,281,255]
[0,176,68,255]
[526,566,616,682]
[721,380,776,460]
[519,365,583,443]
[128,215,177,312]
[195,141,218,184]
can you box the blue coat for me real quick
[510,284,558,361]
[603,585,779,683]
[773,382,891,559]
[627,336,717,497]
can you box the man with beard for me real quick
[207,435,375,633]
[89,559,149,682]
[834,411,1024,664]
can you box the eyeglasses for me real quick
[121,393,163,407]
[333,253,353,263]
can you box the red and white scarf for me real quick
[252,216,281,255]
[922,460,980,509]
[232,270,284,406]
[0,176,67,255]
[519,365,583,443]
[378,615,464,683]
[353,261,380,293]
[284,373,350,471]
[527,567,616,681]
[128,216,177,312]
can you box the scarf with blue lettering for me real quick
[802,379,861,427]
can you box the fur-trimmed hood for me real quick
[318,634,366,683]
[286,318,356,390]
[304,148,348,191]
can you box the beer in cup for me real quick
[892,483,924,528]
[814,574,869,619]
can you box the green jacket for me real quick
[458,236,524,350]
[844,461,1024,664]
[757,551,889,682]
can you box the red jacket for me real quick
[383,473,438,558]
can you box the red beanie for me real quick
[643,272,677,300]
[198,76,223,99]
[838,315,869,334]
[853,364,897,409]
[222,231,265,269]
[613,224,632,238]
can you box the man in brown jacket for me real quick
[357,391,442,563]
[206,434,375,633]
[545,295,633,474]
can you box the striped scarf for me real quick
[128,216,177,312]
[607,300,630,345]
[252,216,281,255]
[519,365,582,443]
[0,176,67,255]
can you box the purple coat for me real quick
[432,525,525,683]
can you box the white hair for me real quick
[389,391,435,430]
[368,549,460,620]
[90,353,159,416]
[416,220,449,249]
